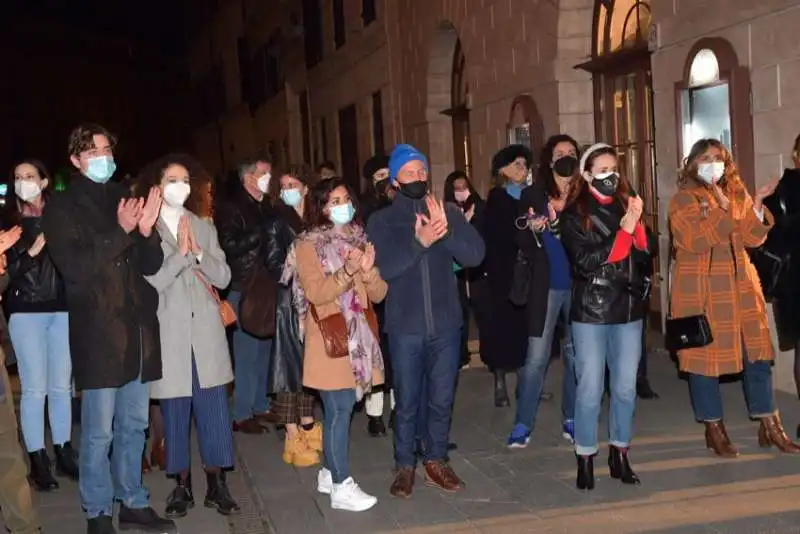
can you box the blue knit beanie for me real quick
[389,144,428,184]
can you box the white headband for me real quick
[579,143,614,181]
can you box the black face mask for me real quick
[398,180,428,200]
[590,172,619,197]
[552,156,578,178]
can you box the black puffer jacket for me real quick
[215,185,272,291]
[265,205,304,393]
[560,195,654,325]
[5,216,67,314]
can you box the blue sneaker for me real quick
[507,423,531,449]
[562,420,575,444]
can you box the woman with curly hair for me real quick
[135,154,240,518]
[668,138,800,457]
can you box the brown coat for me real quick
[669,181,774,377]
[295,239,387,391]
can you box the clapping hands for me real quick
[0,226,22,255]
[344,243,376,275]
[117,187,163,236]
[414,195,449,248]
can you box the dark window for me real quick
[362,0,376,25]
[320,117,329,162]
[236,38,250,107]
[299,91,311,164]
[248,37,284,110]
[302,0,323,68]
[338,105,359,191]
[333,0,346,49]
[371,91,384,153]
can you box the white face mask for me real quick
[257,173,271,193]
[15,180,41,202]
[163,182,191,208]
[697,162,725,184]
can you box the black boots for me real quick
[165,474,194,518]
[608,445,640,485]
[575,454,594,490]
[494,370,510,407]
[54,442,79,480]
[117,505,177,532]
[204,471,240,516]
[576,447,641,491]
[367,416,387,437]
[28,449,59,491]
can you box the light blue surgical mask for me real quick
[280,188,303,207]
[85,156,117,184]
[328,202,355,226]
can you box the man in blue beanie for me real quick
[367,143,485,498]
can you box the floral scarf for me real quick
[281,225,383,400]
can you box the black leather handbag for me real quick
[664,314,714,352]
[664,247,714,352]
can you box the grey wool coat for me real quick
[146,211,234,399]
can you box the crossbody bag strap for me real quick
[191,268,221,305]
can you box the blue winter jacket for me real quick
[367,193,485,336]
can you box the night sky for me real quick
[2,0,188,54]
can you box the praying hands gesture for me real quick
[138,187,163,238]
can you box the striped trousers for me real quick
[160,358,235,475]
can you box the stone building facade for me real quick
[188,0,800,387]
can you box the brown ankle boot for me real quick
[704,421,739,458]
[758,413,800,453]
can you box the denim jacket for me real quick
[367,193,485,336]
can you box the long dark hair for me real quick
[133,153,212,217]
[304,177,362,229]
[566,145,632,230]
[443,170,479,206]
[3,159,52,228]
[538,134,580,199]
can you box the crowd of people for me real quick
[0,122,799,534]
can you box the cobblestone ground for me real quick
[23,349,800,533]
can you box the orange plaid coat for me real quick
[668,181,774,377]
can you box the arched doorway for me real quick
[506,95,545,176]
[577,0,660,319]
[675,38,754,191]
[426,21,474,192]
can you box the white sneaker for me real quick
[330,477,378,512]
[317,467,333,495]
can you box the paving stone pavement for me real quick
[25,350,800,533]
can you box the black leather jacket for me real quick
[5,216,67,314]
[264,206,304,393]
[215,186,272,291]
[560,196,654,325]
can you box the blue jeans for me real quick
[319,389,356,484]
[514,290,576,430]
[80,378,150,518]
[9,312,72,452]
[389,329,461,468]
[572,320,641,456]
[689,358,774,422]
[228,291,271,422]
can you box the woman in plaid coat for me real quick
[669,138,799,458]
